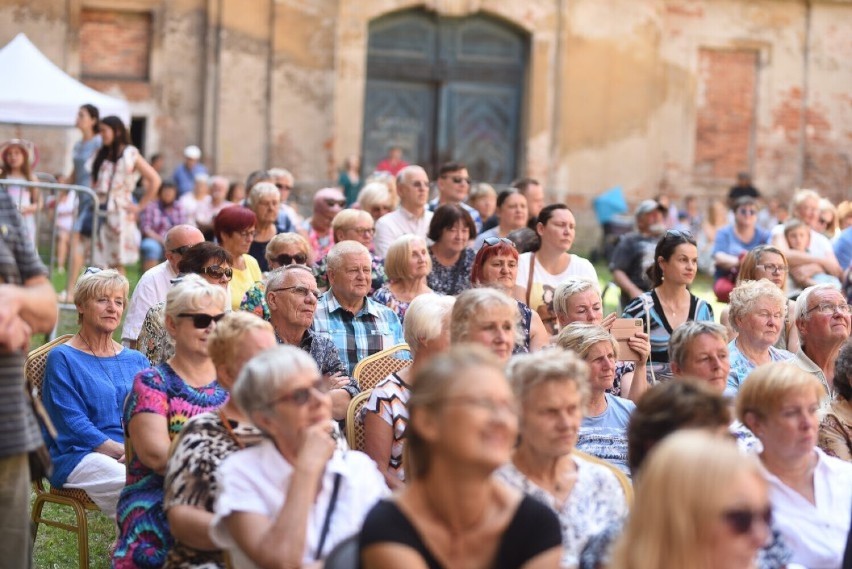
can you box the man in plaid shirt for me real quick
[312,241,404,376]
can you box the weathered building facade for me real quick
[2,0,851,246]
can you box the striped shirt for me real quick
[311,291,404,376]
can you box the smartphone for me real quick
[611,318,643,361]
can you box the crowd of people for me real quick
[2,107,852,569]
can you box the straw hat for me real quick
[0,138,38,168]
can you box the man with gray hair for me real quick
[793,283,852,398]
[266,265,356,420]
[312,241,404,375]
[122,224,204,348]
[373,165,432,258]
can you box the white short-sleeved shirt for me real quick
[121,261,176,342]
[515,252,598,314]
[211,440,389,568]
[373,207,433,258]
[761,447,852,569]
[770,224,835,258]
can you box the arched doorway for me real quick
[362,9,528,183]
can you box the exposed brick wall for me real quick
[80,9,152,81]
[694,48,758,180]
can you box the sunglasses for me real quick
[325,199,346,208]
[664,228,695,240]
[269,378,328,407]
[722,507,772,535]
[737,208,757,216]
[169,245,191,256]
[203,265,233,280]
[444,175,472,185]
[177,312,226,329]
[273,253,308,266]
[483,237,516,248]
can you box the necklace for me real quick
[77,332,126,389]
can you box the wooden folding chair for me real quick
[27,334,101,568]
[351,343,411,391]
[344,390,373,453]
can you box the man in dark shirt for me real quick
[0,191,58,566]
[609,200,667,308]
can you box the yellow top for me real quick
[230,254,263,311]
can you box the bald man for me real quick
[121,224,204,347]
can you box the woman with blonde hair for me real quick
[610,430,770,569]
[556,323,635,475]
[738,363,852,568]
[451,288,520,364]
[359,345,563,568]
[725,279,795,395]
[371,234,434,324]
[364,294,455,488]
[239,232,313,320]
[357,181,399,222]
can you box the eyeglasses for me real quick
[237,229,256,239]
[269,285,320,299]
[324,199,346,208]
[203,265,233,281]
[269,378,328,407]
[444,175,472,185]
[169,245,191,256]
[275,183,293,191]
[273,253,308,266]
[755,263,787,274]
[737,208,757,216]
[347,227,375,236]
[177,312,226,329]
[806,302,852,316]
[443,396,518,417]
[819,217,833,226]
[665,229,695,240]
[482,237,516,248]
[722,507,772,535]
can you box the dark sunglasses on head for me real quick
[665,228,695,240]
[203,265,233,280]
[177,312,226,329]
[273,253,308,266]
[325,199,346,208]
[483,237,516,248]
[169,245,191,256]
[722,507,772,535]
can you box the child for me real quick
[784,218,842,293]
[0,139,40,242]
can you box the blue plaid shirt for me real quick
[311,291,404,376]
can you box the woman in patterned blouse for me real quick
[498,349,628,569]
[371,235,434,325]
[364,294,456,488]
[426,204,477,296]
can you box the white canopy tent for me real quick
[0,33,130,126]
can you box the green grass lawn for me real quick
[30,260,723,568]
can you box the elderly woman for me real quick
[556,323,635,476]
[622,229,714,383]
[163,313,276,568]
[451,288,520,365]
[473,188,529,249]
[711,196,770,302]
[721,245,799,352]
[819,340,852,461]
[514,204,598,335]
[668,321,731,393]
[357,181,398,223]
[314,209,387,294]
[725,279,796,396]
[498,350,628,568]
[246,182,285,272]
[240,232,313,321]
[266,265,356,421]
[553,277,651,402]
[427,204,477,296]
[470,238,548,352]
[360,346,563,568]
[210,346,387,567]
[372,235,434,324]
[364,294,455,488]
[137,242,233,365]
[42,269,149,518]
[214,205,262,310]
[738,363,852,568]
[609,431,770,569]
[113,276,230,568]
